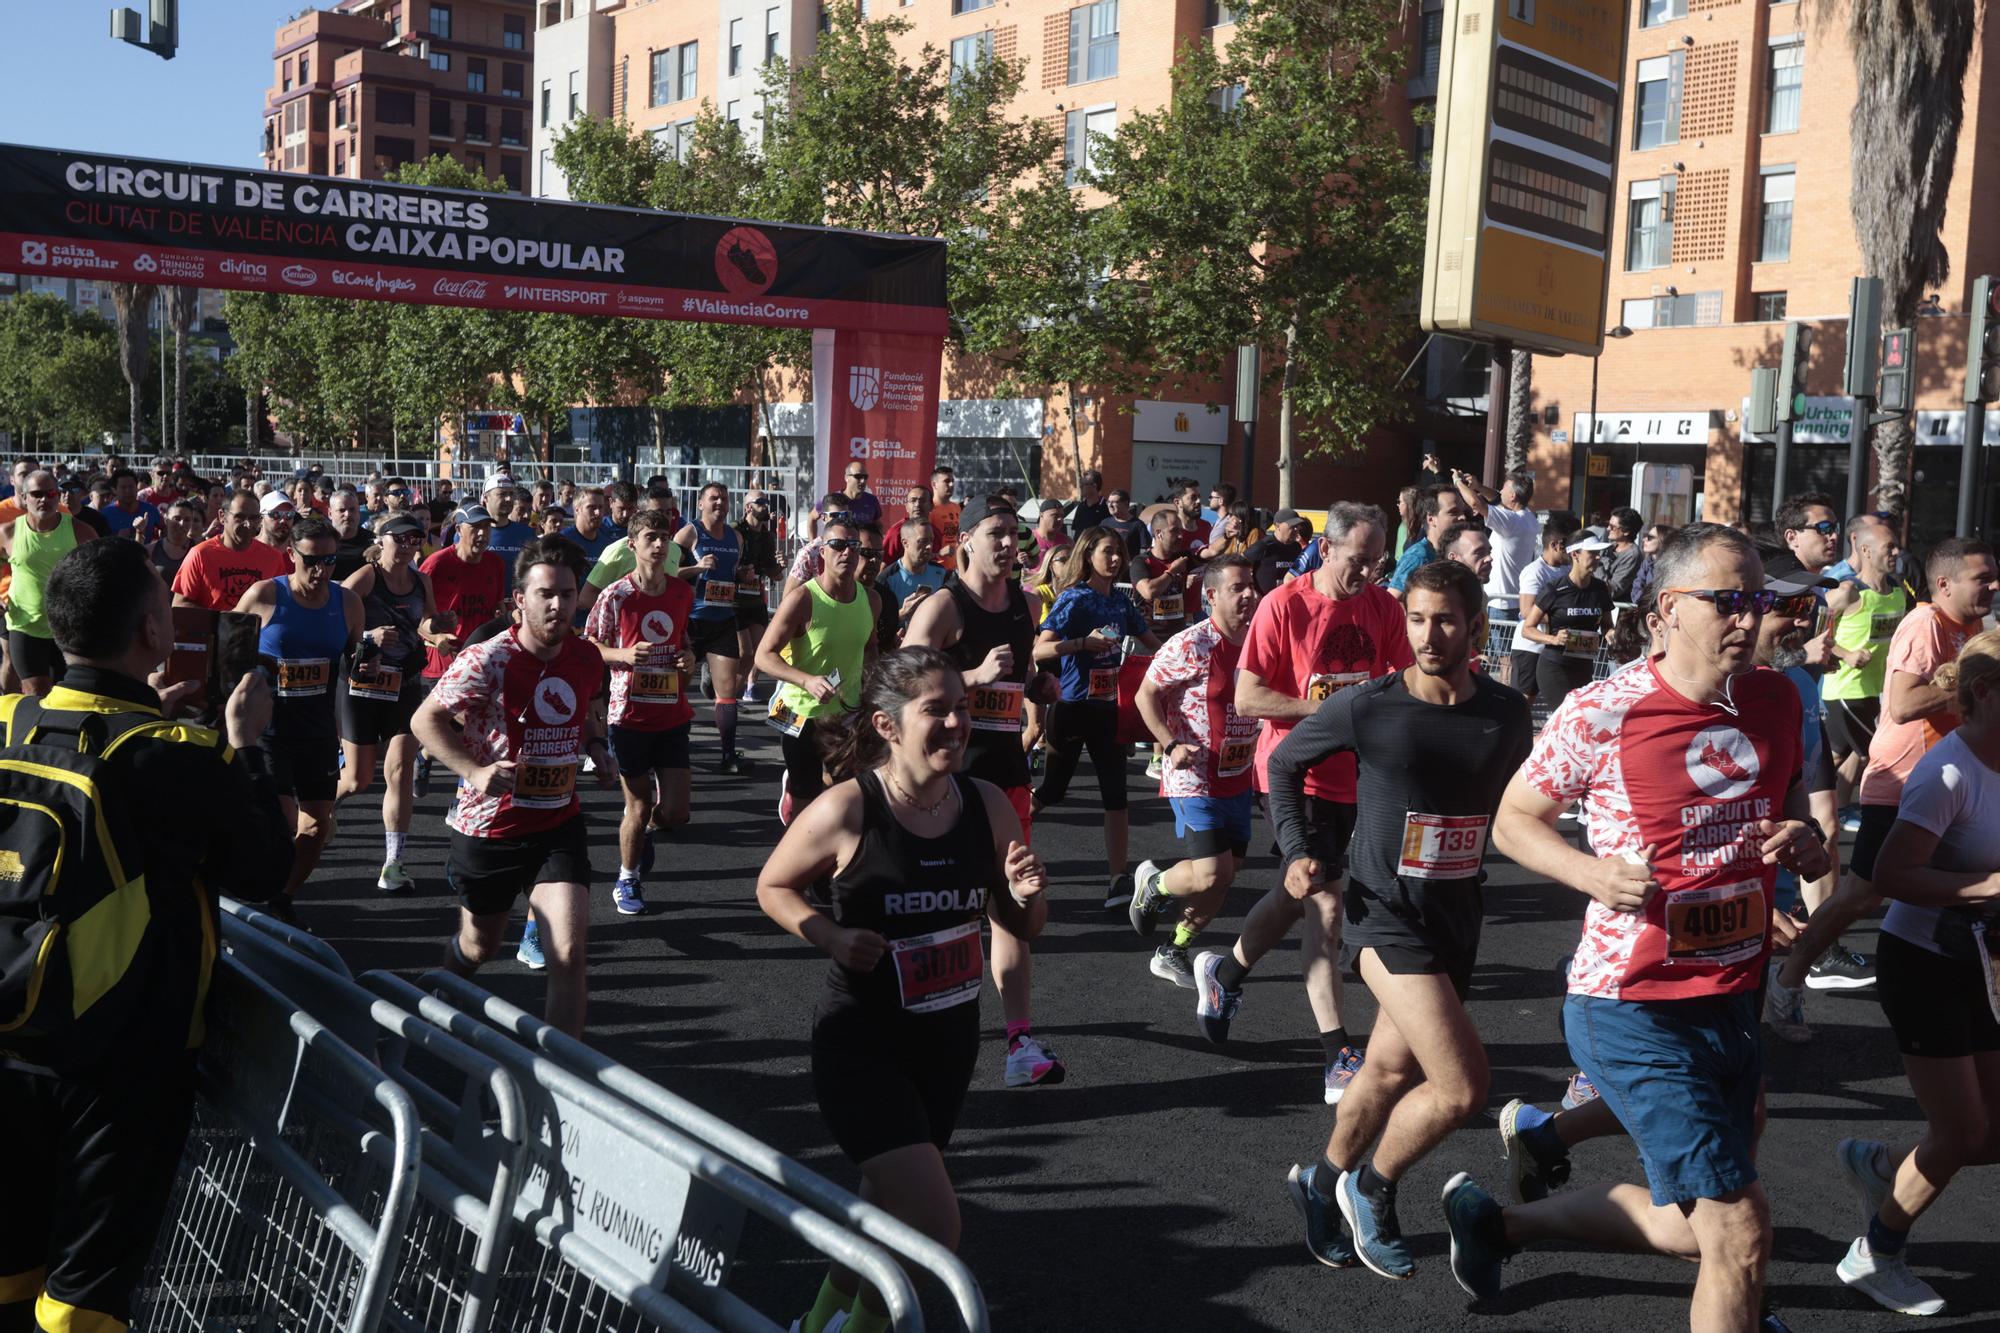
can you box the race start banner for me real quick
[812,328,941,538]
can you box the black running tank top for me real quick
[945,575,1035,790]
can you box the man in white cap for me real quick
[259,488,298,554]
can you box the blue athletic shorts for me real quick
[1565,990,1763,1206]
[1170,792,1254,859]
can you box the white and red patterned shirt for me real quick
[1524,660,1802,1002]
[1144,619,1261,799]
[432,627,604,838]
[586,574,696,731]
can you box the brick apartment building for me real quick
[263,0,537,193]
[1523,0,2000,544]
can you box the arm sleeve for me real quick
[1268,689,1359,869]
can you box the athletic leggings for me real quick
[781,720,829,810]
[1034,700,1128,811]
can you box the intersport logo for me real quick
[281,264,317,287]
[434,276,490,301]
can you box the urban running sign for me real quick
[0,143,948,334]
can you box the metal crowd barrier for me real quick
[136,902,990,1332]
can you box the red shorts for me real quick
[1004,784,1033,847]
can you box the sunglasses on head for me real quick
[1666,587,1780,616]
[822,537,860,553]
[823,510,852,525]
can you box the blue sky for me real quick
[0,3,302,168]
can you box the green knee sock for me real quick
[845,1298,891,1333]
[803,1275,850,1333]
[1173,921,1199,949]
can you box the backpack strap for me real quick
[12,697,154,758]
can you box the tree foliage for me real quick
[0,294,126,449]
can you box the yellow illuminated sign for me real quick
[1421,0,1628,356]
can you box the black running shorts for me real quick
[448,817,593,916]
[268,733,339,804]
[6,630,61,683]
[610,722,692,774]
[337,673,424,746]
[811,999,979,1163]
[1876,932,2000,1059]
[687,616,740,660]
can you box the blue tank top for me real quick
[690,522,742,621]
[260,576,350,737]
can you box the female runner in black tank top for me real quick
[758,647,1048,1333]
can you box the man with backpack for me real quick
[0,537,290,1333]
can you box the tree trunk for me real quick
[107,283,155,451]
[1277,320,1298,510]
[167,286,198,455]
[1064,380,1087,501]
[245,385,259,453]
[1504,350,1534,474]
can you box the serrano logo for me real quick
[20,241,47,266]
[640,610,675,643]
[713,225,777,296]
[533,677,578,724]
[1686,725,1759,800]
[281,264,318,287]
[848,365,881,412]
[434,276,490,300]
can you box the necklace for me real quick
[886,768,953,818]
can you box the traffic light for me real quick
[1969,275,2000,404]
[1879,327,1914,415]
[1778,321,1813,423]
[109,0,176,60]
[1748,367,1779,436]
[1844,276,1883,398]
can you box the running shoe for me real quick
[1763,961,1811,1044]
[1104,872,1134,910]
[1145,754,1165,781]
[612,873,646,916]
[1004,1032,1065,1086]
[1337,1169,1414,1280]
[1150,943,1196,989]
[376,859,415,896]
[1839,803,1862,833]
[1324,1046,1365,1106]
[1498,1098,1561,1205]
[1560,1070,1599,1110]
[1837,1137,1895,1237]
[1193,950,1242,1044]
[1837,1236,1945,1316]
[718,752,746,775]
[1283,1163,1357,1268]
[1128,860,1170,936]
[516,919,547,970]
[1807,947,1876,991]
[1759,1307,1796,1333]
[1441,1172,1507,1301]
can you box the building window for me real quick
[955,0,996,11]
[466,104,489,142]
[1753,291,1788,321]
[388,3,402,35]
[467,57,487,93]
[726,99,742,129]
[1641,0,1686,26]
[1633,53,1682,150]
[299,54,311,83]
[503,62,525,98]
[501,156,523,191]
[1069,1,1119,84]
[680,42,697,100]
[766,7,781,62]
[378,89,417,124]
[539,148,552,190]
[1625,176,1674,270]
[540,78,551,127]
[377,136,416,171]
[282,59,293,92]
[568,70,580,118]
[729,18,743,75]
[1766,38,1802,134]
[1205,1,1241,24]
[431,97,454,136]
[430,51,451,71]
[502,108,525,146]
[1620,291,1722,329]
[334,142,348,175]
[466,151,486,176]
[1063,105,1115,187]
[1417,5,1444,83]
[1758,165,1794,262]
[429,4,451,38]
[950,32,993,82]
[1208,82,1246,115]
[334,94,349,128]
[653,42,697,104]
[505,14,526,49]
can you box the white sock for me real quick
[385,830,406,863]
[620,864,639,879]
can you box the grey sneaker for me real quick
[1128,859,1170,936]
[1150,943,1196,989]
[1836,1236,1944,1316]
[1104,872,1134,910]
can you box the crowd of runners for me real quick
[5,449,1998,1333]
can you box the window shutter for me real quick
[1666,49,1685,143]
[1070,8,1086,83]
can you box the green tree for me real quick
[0,295,125,450]
[1090,0,1430,506]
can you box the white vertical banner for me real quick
[811,327,836,506]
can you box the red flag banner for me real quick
[813,329,943,536]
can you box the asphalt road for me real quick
[290,720,2000,1331]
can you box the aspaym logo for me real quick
[640,609,675,643]
[848,365,881,412]
[1685,724,1758,801]
[532,676,579,724]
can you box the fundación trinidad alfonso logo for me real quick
[640,610,676,643]
[1686,725,1759,801]
[714,225,778,296]
[533,677,578,725]
[848,365,882,412]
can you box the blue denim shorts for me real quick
[1565,990,1763,1206]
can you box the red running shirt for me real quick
[1240,578,1412,802]
[421,547,507,679]
[170,538,291,612]
[1144,620,1260,799]
[1523,661,1803,1002]
[432,628,604,838]
[586,574,696,731]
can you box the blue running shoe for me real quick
[1441,1171,1507,1300]
[1561,1070,1599,1110]
[613,873,646,916]
[1193,950,1242,1044]
[1324,1045,1365,1105]
[1283,1163,1356,1268]
[1337,1169,1414,1280]
[516,919,547,970]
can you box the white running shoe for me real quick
[1004,1033,1066,1087]
[1763,961,1810,1044]
[1837,1137,1895,1236]
[1836,1236,1944,1316]
[376,859,415,895]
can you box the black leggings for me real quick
[1536,653,1594,716]
[781,719,829,811]
[1035,700,1127,811]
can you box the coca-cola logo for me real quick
[434,276,490,300]
[281,264,317,287]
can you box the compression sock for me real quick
[1517,1106,1567,1164]
[1356,1161,1395,1205]
[1866,1214,1909,1257]
[1215,954,1251,991]
[1006,1019,1033,1049]
[843,1302,890,1333]
[716,699,740,756]
[385,830,406,863]
[801,1275,850,1333]
[1310,1151,1345,1201]
[1320,1027,1352,1063]
[1173,921,1200,950]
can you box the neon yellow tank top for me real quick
[776,578,873,720]
[1824,583,1908,701]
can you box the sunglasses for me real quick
[388,488,409,497]
[1772,592,1819,618]
[822,537,860,553]
[1666,587,1780,616]
[823,511,853,525]
[297,553,341,569]
[22,490,56,501]
[847,471,868,481]
[384,532,422,544]
[1791,520,1839,537]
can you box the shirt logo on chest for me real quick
[1685,724,1759,801]
[640,609,675,643]
[534,676,578,724]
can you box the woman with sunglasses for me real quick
[1519,532,1616,715]
[337,512,444,896]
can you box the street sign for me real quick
[1419,0,1628,356]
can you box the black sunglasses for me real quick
[822,537,860,552]
[297,553,341,569]
[1666,587,1779,616]
[1790,519,1838,537]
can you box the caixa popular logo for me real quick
[281,264,318,288]
[847,365,881,412]
[19,241,47,266]
[434,276,490,301]
[220,258,269,279]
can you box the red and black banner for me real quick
[0,143,948,333]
